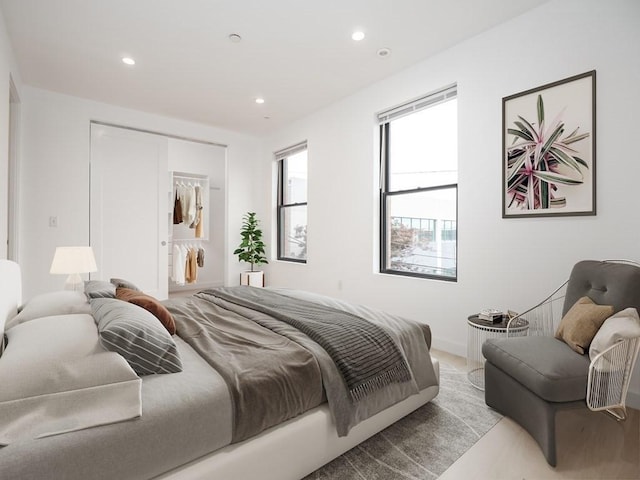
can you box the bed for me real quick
[0,260,440,480]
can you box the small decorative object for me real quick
[234,212,268,287]
[502,71,596,218]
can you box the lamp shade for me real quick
[50,246,97,274]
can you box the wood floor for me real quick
[430,349,640,480]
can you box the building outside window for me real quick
[276,142,308,262]
[379,85,458,280]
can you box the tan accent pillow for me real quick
[115,287,176,335]
[555,296,614,354]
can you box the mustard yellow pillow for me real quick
[555,296,614,354]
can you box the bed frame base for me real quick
[156,361,440,480]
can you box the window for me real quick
[379,85,458,280]
[276,142,308,262]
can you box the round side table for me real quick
[467,314,529,390]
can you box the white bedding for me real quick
[0,336,232,480]
[0,313,141,445]
[5,290,91,330]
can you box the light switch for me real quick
[49,216,58,227]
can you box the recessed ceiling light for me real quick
[255,98,265,104]
[228,33,242,43]
[122,57,135,66]
[352,31,365,41]
[376,48,391,58]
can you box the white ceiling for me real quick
[0,0,550,135]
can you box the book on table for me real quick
[479,308,503,322]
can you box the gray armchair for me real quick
[482,260,640,466]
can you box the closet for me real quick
[170,172,208,287]
[90,123,226,299]
[167,138,225,295]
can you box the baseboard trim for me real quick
[432,336,465,358]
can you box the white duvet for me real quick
[0,313,141,445]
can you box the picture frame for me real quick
[502,70,596,218]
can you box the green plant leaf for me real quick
[508,128,534,143]
[562,131,590,145]
[539,124,564,160]
[573,156,588,168]
[507,151,528,182]
[515,117,539,141]
[538,160,549,209]
[533,170,583,185]
[548,146,583,173]
[537,95,544,125]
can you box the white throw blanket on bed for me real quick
[0,314,141,445]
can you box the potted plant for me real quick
[234,212,268,287]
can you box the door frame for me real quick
[7,76,21,261]
[89,121,228,298]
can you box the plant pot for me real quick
[240,271,264,287]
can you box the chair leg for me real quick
[485,362,560,466]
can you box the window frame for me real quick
[378,86,458,281]
[276,142,308,263]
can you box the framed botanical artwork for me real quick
[502,70,596,218]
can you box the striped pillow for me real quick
[91,298,182,375]
[84,280,116,299]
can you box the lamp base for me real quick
[64,273,84,292]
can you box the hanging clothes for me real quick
[194,184,204,238]
[172,243,186,286]
[170,174,209,287]
[178,182,186,220]
[173,188,183,224]
[197,247,205,267]
[190,185,201,228]
[182,184,197,227]
[184,246,198,284]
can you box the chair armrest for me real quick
[587,336,640,420]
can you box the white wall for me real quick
[0,8,22,259]
[261,0,640,405]
[19,86,262,299]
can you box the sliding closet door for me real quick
[90,124,169,299]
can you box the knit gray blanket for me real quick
[200,286,413,403]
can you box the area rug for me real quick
[303,362,503,479]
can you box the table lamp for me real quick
[50,246,98,291]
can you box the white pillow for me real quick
[0,313,141,444]
[589,307,640,361]
[5,290,90,330]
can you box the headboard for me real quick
[0,259,22,354]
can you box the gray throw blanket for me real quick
[199,287,413,403]
[165,294,323,442]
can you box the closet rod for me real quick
[174,179,204,185]
[173,174,208,181]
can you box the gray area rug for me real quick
[304,362,502,479]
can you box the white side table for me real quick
[467,314,529,390]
